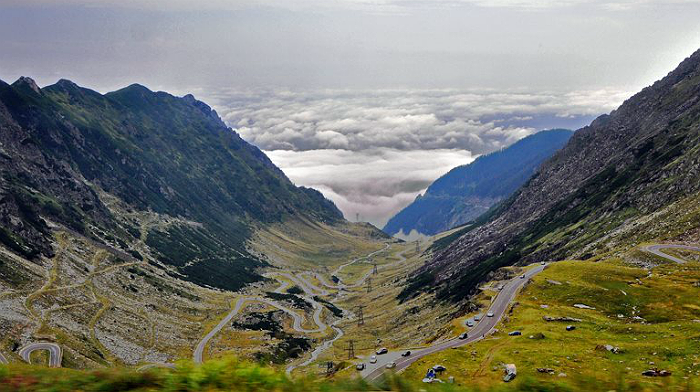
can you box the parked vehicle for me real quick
[370,355,377,364]
[459,332,468,339]
[356,363,366,370]
[376,347,388,355]
[433,365,447,373]
[474,315,481,321]
[467,321,474,327]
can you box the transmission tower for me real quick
[373,262,378,275]
[345,340,355,359]
[356,305,365,326]
[366,277,372,293]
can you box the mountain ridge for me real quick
[383,129,573,237]
[0,77,343,291]
[401,47,700,302]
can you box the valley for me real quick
[3,46,700,392]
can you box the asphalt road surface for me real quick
[0,351,7,364]
[641,244,700,264]
[19,343,62,367]
[362,263,546,381]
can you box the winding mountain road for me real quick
[0,352,8,365]
[363,263,546,382]
[641,244,700,264]
[193,244,393,365]
[19,343,62,367]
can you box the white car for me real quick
[487,311,494,317]
[520,274,526,279]
[466,321,474,327]
[370,355,377,364]
[356,363,365,371]
[386,362,396,369]
[541,261,546,265]
[376,347,388,355]
[459,332,468,340]
[474,315,481,321]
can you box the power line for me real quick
[345,340,355,359]
[356,305,365,326]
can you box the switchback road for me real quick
[19,343,62,367]
[363,263,546,382]
[641,244,700,264]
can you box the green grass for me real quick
[402,259,700,391]
[4,355,700,392]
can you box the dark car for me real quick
[459,332,468,339]
[401,350,411,357]
[433,365,447,373]
[376,347,388,355]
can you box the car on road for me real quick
[356,363,365,371]
[487,311,494,317]
[370,355,377,364]
[459,332,468,339]
[376,347,388,355]
[520,274,526,279]
[541,261,546,265]
[386,362,396,369]
[401,350,411,357]
[432,365,446,373]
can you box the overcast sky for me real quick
[2,0,700,228]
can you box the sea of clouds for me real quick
[205,88,630,228]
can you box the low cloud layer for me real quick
[266,148,473,227]
[206,88,630,228]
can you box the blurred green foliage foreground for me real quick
[1,356,700,392]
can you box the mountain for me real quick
[383,129,572,237]
[401,48,700,302]
[0,77,342,291]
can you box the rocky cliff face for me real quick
[0,78,342,291]
[383,129,572,237]
[403,48,700,302]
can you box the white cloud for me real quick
[266,148,475,228]
[201,87,629,228]
[211,88,628,154]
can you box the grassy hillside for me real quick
[0,77,342,292]
[402,254,700,391]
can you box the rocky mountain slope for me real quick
[383,129,572,237]
[0,77,342,291]
[402,48,700,302]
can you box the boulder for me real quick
[595,344,622,354]
[508,331,522,336]
[566,325,576,331]
[503,364,517,382]
[543,316,582,322]
[642,368,671,377]
[537,368,555,374]
[573,304,595,310]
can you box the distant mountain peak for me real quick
[12,76,41,94]
[383,129,573,237]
